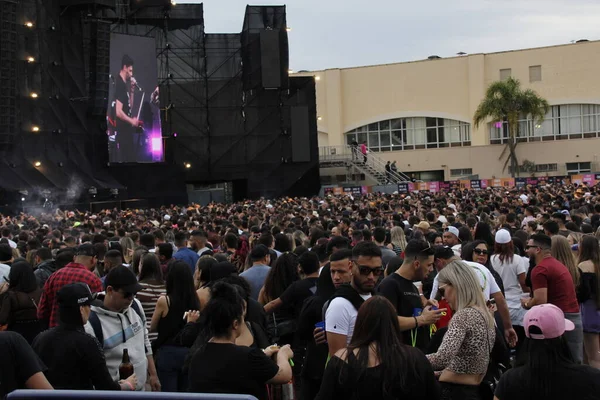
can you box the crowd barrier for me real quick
[7,390,257,400]
[322,173,600,196]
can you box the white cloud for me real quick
[176,0,600,70]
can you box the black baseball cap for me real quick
[57,283,94,307]
[104,265,143,293]
[76,243,97,257]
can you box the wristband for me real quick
[123,381,135,391]
[414,316,419,329]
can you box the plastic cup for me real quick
[315,321,325,331]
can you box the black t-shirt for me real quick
[188,342,279,400]
[0,331,46,398]
[280,277,318,319]
[315,347,440,400]
[115,77,131,130]
[495,364,600,400]
[32,325,121,390]
[377,273,430,350]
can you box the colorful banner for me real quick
[333,174,592,197]
[343,186,363,196]
[428,181,440,193]
[470,180,481,190]
[397,182,410,194]
[439,181,451,191]
[515,178,527,188]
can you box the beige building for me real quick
[299,40,600,184]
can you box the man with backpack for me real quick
[84,266,160,391]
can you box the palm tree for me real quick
[473,77,549,177]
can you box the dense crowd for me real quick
[1,182,600,400]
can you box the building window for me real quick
[500,68,512,80]
[535,163,558,172]
[566,162,591,175]
[529,65,542,82]
[490,104,600,144]
[347,117,470,152]
[450,168,473,177]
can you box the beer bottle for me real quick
[119,349,134,380]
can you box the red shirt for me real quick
[37,263,103,328]
[531,256,579,313]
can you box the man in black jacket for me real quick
[34,247,56,289]
[32,283,137,391]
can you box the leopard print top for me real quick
[426,306,495,374]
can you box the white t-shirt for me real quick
[451,244,462,257]
[520,194,529,204]
[430,261,500,301]
[490,254,529,325]
[0,263,10,282]
[325,293,372,345]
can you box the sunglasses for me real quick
[473,249,488,255]
[356,264,385,277]
[526,245,540,250]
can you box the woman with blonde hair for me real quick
[551,235,579,290]
[387,226,407,256]
[568,232,584,258]
[292,230,309,248]
[426,260,496,400]
[119,236,135,266]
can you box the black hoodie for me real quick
[34,259,56,288]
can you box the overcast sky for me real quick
[178,0,600,71]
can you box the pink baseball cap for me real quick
[523,304,575,340]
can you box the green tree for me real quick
[473,77,549,177]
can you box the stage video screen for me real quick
[107,34,163,163]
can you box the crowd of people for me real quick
[1,182,600,399]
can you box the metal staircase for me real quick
[319,145,411,185]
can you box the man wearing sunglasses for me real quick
[325,242,382,357]
[85,266,161,392]
[378,240,445,351]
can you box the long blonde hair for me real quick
[390,226,407,250]
[120,237,135,264]
[551,235,579,288]
[437,260,494,328]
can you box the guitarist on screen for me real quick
[112,54,142,162]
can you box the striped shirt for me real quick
[136,280,166,343]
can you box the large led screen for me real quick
[107,34,163,163]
